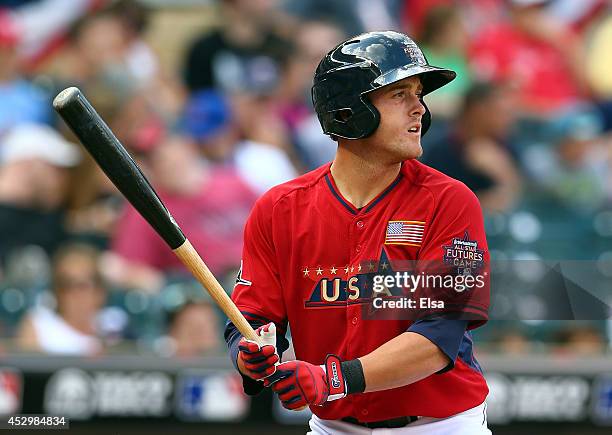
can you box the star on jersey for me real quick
[304,249,397,308]
[302,259,380,280]
[235,261,252,287]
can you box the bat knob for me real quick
[53,87,82,110]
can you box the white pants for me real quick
[307,402,491,435]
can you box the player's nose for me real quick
[409,96,426,117]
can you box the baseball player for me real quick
[225,31,491,434]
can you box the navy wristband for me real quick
[341,358,366,394]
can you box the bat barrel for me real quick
[53,87,186,249]
[53,87,261,344]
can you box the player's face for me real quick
[366,76,426,162]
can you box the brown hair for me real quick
[51,243,103,290]
[420,6,460,46]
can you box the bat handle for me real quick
[175,242,307,411]
[173,239,260,343]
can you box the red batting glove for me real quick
[264,355,347,410]
[238,323,279,380]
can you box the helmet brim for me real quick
[368,65,456,96]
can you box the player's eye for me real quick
[393,90,404,98]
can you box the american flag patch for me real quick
[385,220,425,246]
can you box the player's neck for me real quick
[330,148,401,209]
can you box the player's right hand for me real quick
[238,323,279,380]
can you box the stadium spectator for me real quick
[423,82,522,213]
[0,13,51,134]
[106,0,157,85]
[181,90,297,194]
[399,0,451,38]
[65,153,123,247]
[108,135,258,292]
[49,8,155,121]
[15,243,106,355]
[400,0,508,40]
[283,20,344,170]
[182,2,303,180]
[105,0,184,118]
[166,301,222,358]
[65,10,132,88]
[292,114,337,171]
[547,0,607,32]
[229,88,298,175]
[497,331,531,355]
[2,0,102,69]
[282,0,397,37]
[61,107,149,248]
[419,5,473,118]
[554,324,607,356]
[183,0,292,94]
[469,0,588,115]
[0,124,80,265]
[522,105,608,211]
[276,20,344,133]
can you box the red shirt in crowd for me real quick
[469,23,583,113]
[112,166,258,276]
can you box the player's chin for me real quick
[413,143,423,159]
[400,139,422,160]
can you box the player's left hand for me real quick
[238,323,279,380]
[264,354,347,410]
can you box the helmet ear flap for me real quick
[421,99,431,137]
[333,109,353,123]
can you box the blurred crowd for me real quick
[0,0,611,359]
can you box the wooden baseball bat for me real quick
[53,87,260,343]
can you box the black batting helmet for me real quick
[312,31,456,140]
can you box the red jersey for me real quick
[232,160,489,420]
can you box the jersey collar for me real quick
[324,168,403,216]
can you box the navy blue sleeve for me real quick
[224,317,289,396]
[407,319,468,374]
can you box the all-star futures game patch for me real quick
[442,231,485,275]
